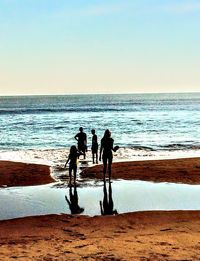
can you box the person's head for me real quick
[113,209,118,215]
[91,129,95,135]
[79,127,83,132]
[76,207,84,214]
[70,145,77,154]
[104,129,111,138]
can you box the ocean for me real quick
[0,92,200,219]
[0,92,200,169]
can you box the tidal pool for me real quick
[0,180,199,220]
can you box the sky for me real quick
[0,0,200,95]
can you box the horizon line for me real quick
[0,90,200,97]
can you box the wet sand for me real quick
[81,157,200,185]
[0,160,53,187]
[0,158,200,260]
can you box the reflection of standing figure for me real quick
[91,129,98,164]
[65,184,84,214]
[74,127,87,159]
[99,129,118,180]
[100,179,118,215]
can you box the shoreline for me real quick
[1,147,200,167]
[0,157,200,187]
[0,157,200,259]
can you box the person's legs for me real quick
[69,186,73,199]
[108,181,114,211]
[108,155,113,181]
[82,146,86,159]
[78,143,85,159]
[74,185,78,205]
[96,151,98,164]
[92,152,95,164]
[103,155,107,180]
[73,165,77,184]
[103,180,108,205]
[69,168,72,186]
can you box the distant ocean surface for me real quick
[0,93,200,166]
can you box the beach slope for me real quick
[0,211,200,260]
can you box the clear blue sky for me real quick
[0,0,199,95]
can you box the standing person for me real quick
[64,145,81,186]
[74,127,87,159]
[99,129,119,180]
[91,129,98,164]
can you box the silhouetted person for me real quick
[100,179,118,215]
[65,184,84,214]
[99,129,119,180]
[91,129,98,164]
[74,127,87,159]
[64,145,82,186]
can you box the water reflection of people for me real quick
[100,179,118,215]
[99,129,119,180]
[65,185,84,214]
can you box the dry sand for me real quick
[0,211,200,260]
[0,158,200,260]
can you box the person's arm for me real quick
[111,139,114,150]
[84,133,87,145]
[99,200,104,215]
[74,133,79,141]
[111,139,119,152]
[99,140,103,161]
[94,134,97,143]
[113,145,119,152]
[64,156,70,168]
[65,195,71,206]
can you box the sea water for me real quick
[0,93,200,169]
[0,93,200,220]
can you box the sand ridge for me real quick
[81,157,200,185]
[0,160,53,187]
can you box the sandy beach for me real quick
[0,158,200,260]
[0,161,53,187]
[81,157,200,185]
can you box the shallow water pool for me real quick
[0,180,199,220]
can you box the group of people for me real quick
[64,127,119,186]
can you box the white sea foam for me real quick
[0,147,199,169]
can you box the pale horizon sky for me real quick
[0,0,200,95]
